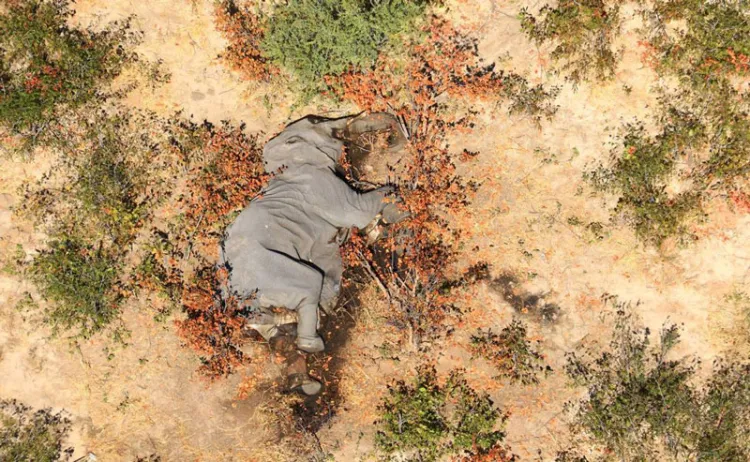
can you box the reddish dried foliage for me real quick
[453,445,517,462]
[214,0,276,81]
[728,48,750,75]
[175,267,248,378]
[165,122,268,378]
[180,122,269,257]
[333,19,505,339]
[730,190,750,213]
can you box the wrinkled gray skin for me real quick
[220,115,392,352]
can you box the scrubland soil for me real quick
[1,0,748,460]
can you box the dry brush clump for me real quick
[137,118,269,378]
[0,399,73,462]
[172,123,267,378]
[214,0,276,83]
[559,299,750,461]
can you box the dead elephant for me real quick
[220,114,406,358]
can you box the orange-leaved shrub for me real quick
[214,0,276,82]
[142,120,268,378]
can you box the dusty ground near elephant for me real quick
[1,0,749,461]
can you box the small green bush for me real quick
[376,366,506,461]
[500,73,560,125]
[520,0,621,85]
[261,0,430,95]
[0,399,72,462]
[563,301,750,461]
[28,237,123,339]
[0,0,140,140]
[469,320,551,385]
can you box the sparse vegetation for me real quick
[18,110,168,339]
[713,289,750,351]
[17,106,267,346]
[583,0,750,246]
[214,0,275,82]
[470,320,551,385]
[376,366,509,461]
[520,0,622,85]
[0,0,142,147]
[0,399,72,462]
[563,301,750,461]
[585,115,706,246]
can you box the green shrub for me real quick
[500,73,560,125]
[641,0,750,86]
[585,109,707,246]
[0,399,72,462]
[520,0,621,85]
[563,301,750,461]
[469,320,551,385]
[19,109,169,338]
[450,377,506,454]
[28,237,123,339]
[585,1,750,246]
[261,0,430,95]
[375,366,507,461]
[0,0,141,141]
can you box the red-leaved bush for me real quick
[153,120,268,378]
[214,0,276,82]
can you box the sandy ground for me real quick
[1,0,749,461]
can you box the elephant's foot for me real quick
[296,334,325,353]
[288,373,323,396]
